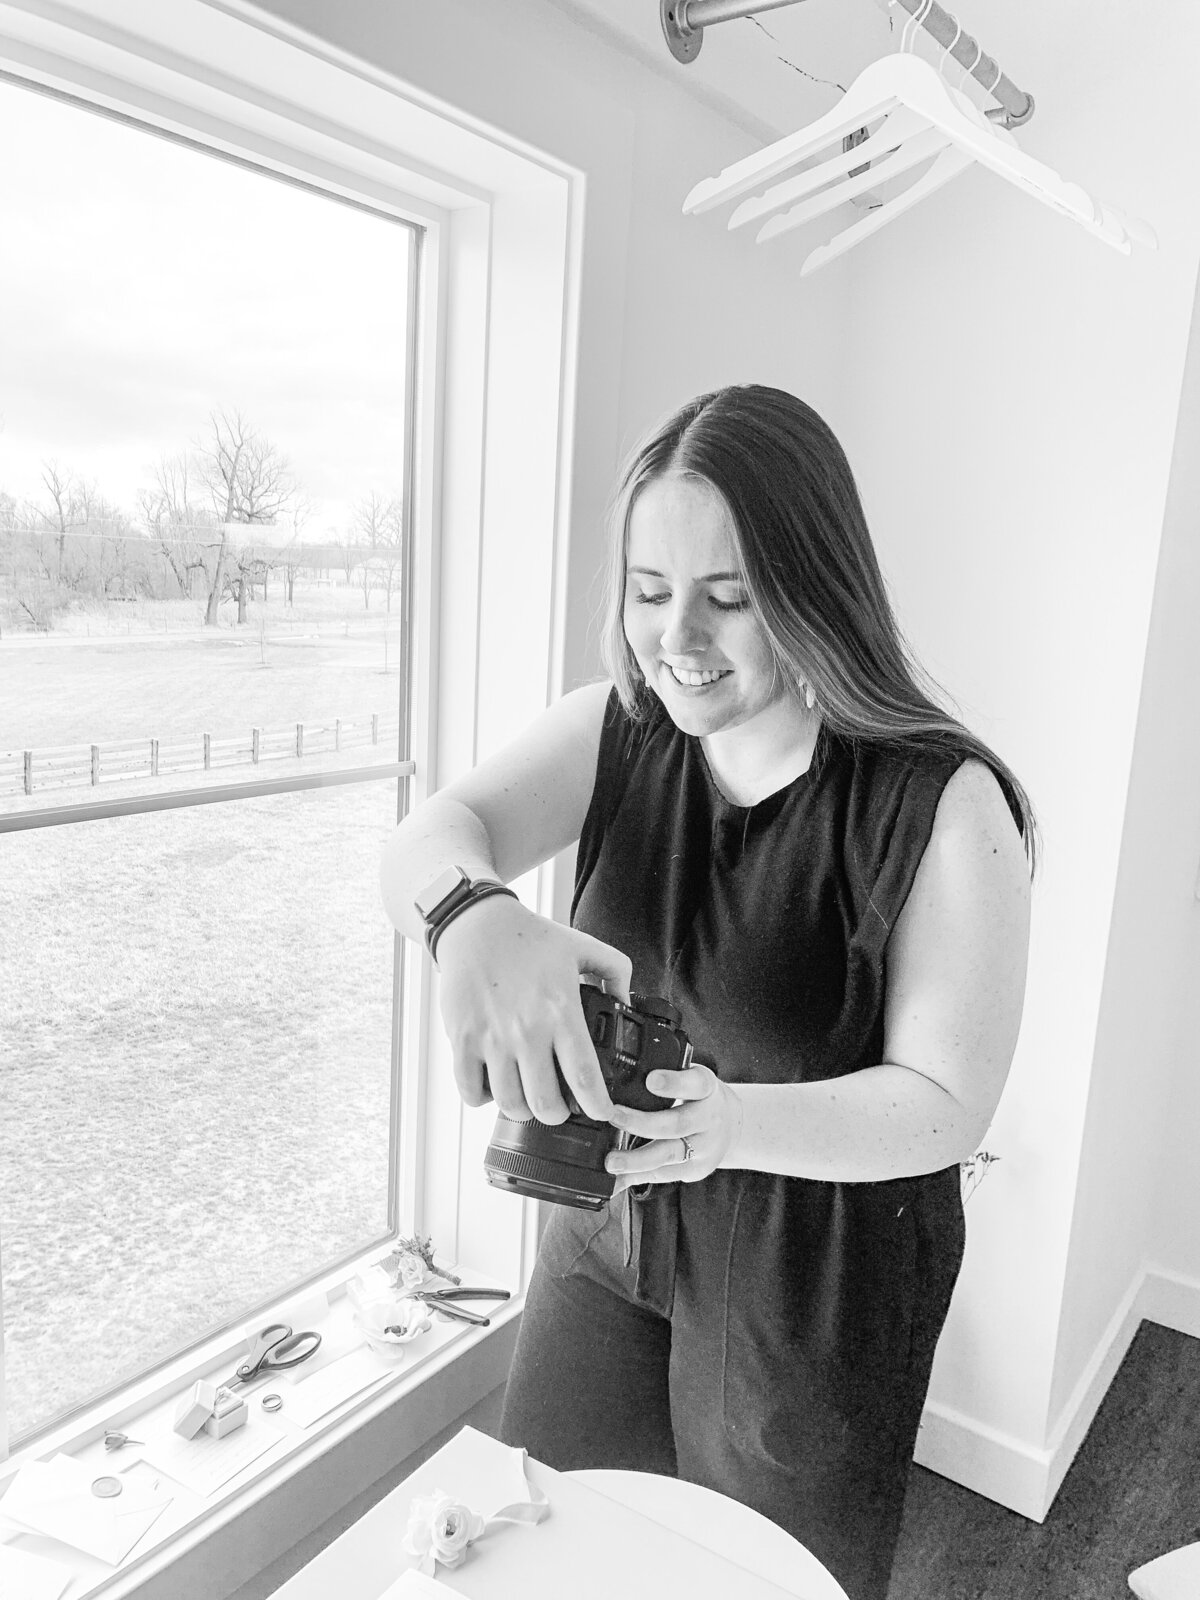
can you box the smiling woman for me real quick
[380,382,1034,1600]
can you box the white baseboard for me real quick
[1138,1264,1200,1339]
[1041,1269,1148,1513]
[913,1402,1055,1522]
[913,1264,1200,1523]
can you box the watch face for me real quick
[414,865,469,922]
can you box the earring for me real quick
[800,680,817,712]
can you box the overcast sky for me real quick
[0,79,411,541]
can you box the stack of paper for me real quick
[0,1542,75,1600]
[141,1411,286,1497]
[0,1454,172,1565]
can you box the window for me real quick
[0,13,578,1569]
[0,73,419,1445]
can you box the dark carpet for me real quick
[887,1321,1200,1599]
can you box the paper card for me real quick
[141,1411,286,1497]
[378,1572,444,1599]
[0,1454,172,1566]
[0,1542,75,1600]
[282,1346,392,1428]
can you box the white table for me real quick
[271,1450,849,1599]
[570,1470,850,1600]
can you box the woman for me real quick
[380,384,1033,1600]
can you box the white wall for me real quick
[1062,257,1200,1352]
[1141,284,1200,1292]
[834,1,1200,1513]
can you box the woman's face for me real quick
[623,473,789,740]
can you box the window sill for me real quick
[0,1261,522,1600]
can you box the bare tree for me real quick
[138,452,214,599]
[69,499,136,598]
[351,489,404,611]
[375,494,405,615]
[281,491,316,606]
[35,462,94,580]
[352,490,395,549]
[194,408,295,625]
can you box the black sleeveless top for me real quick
[563,687,1008,1411]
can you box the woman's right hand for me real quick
[433,894,633,1125]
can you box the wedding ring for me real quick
[680,1136,695,1162]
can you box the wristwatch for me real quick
[413,865,518,964]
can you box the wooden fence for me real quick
[0,715,401,798]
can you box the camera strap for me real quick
[620,1183,680,1319]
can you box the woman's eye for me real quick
[709,595,749,612]
[632,590,669,606]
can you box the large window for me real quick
[0,75,418,1444]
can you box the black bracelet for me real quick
[426,882,518,965]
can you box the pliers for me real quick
[407,1287,512,1328]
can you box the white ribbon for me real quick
[401,1449,549,1577]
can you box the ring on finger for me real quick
[680,1135,695,1163]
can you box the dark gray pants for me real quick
[499,1202,932,1600]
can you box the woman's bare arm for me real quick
[379,678,614,942]
[380,679,632,1123]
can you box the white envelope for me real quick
[379,1573,444,1599]
[0,1541,74,1600]
[0,1454,172,1566]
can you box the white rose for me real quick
[402,1490,485,1572]
[396,1251,428,1290]
[430,1497,485,1566]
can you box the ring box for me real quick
[202,1387,248,1438]
[173,1380,218,1440]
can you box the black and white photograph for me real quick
[0,4,1196,1599]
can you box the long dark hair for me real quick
[599,384,1038,872]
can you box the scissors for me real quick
[226,1323,322,1389]
[404,1288,512,1329]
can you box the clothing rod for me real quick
[661,0,1035,127]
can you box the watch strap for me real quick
[425,880,518,965]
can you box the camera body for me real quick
[483,984,692,1210]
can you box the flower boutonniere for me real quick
[402,1490,487,1573]
[385,1232,461,1290]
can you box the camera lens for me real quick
[482,984,689,1210]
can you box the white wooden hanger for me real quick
[682,52,1156,272]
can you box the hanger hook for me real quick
[900,0,931,56]
[907,0,936,57]
[939,12,963,82]
[959,37,983,93]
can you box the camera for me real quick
[483,984,692,1210]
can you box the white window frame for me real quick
[0,1,582,1591]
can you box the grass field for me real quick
[0,590,409,1440]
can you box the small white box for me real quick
[202,1393,248,1438]
[173,1379,218,1439]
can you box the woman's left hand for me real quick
[605,1064,742,1190]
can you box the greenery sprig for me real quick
[960,1149,1000,1204]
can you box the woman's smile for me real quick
[664,663,733,689]
[624,473,785,739]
